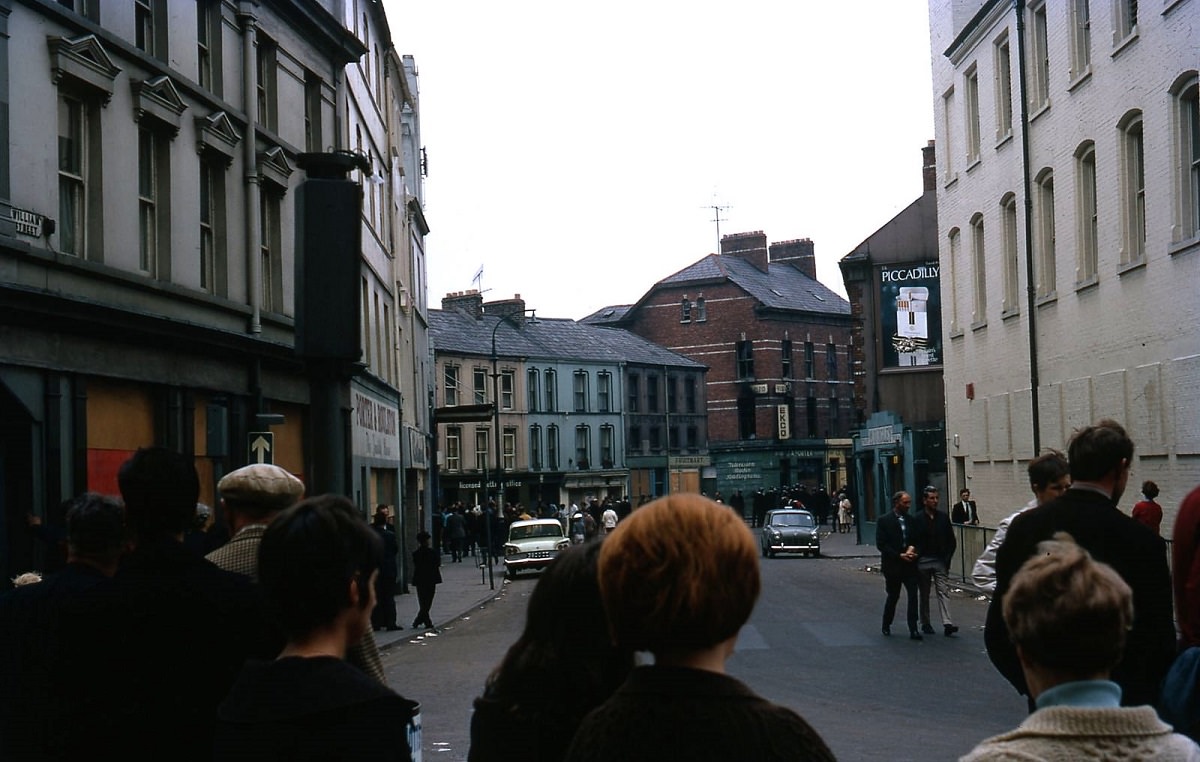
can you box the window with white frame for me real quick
[597,371,611,413]
[259,187,282,311]
[256,34,277,131]
[444,365,459,406]
[544,369,557,412]
[681,297,692,322]
[199,156,225,294]
[573,371,588,412]
[1070,0,1091,79]
[474,428,489,471]
[446,427,461,471]
[971,213,988,324]
[1001,194,1020,313]
[575,425,590,468]
[1030,2,1050,110]
[501,371,514,410]
[600,425,614,467]
[627,374,639,412]
[547,424,559,470]
[503,427,516,470]
[137,127,161,277]
[965,65,981,163]
[736,340,754,379]
[994,36,1013,140]
[530,425,542,470]
[1176,75,1200,241]
[473,367,487,405]
[58,93,91,257]
[947,228,961,331]
[1114,0,1137,43]
[527,369,540,412]
[696,296,707,321]
[1036,170,1058,297]
[1119,111,1146,264]
[942,87,956,180]
[781,339,793,378]
[57,0,99,21]
[1076,142,1099,283]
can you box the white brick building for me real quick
[928,0,1199,529]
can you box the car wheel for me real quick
[768,549,776,558]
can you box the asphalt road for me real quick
[383,553,1029,761]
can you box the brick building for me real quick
[928,0,1199,527]
[588,231,855,501]
[839,142,946,533]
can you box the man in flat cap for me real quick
[207,464,387,685]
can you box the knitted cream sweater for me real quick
[960,705,1200,761]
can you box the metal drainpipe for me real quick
[239,2,262,334]
[1014,0,1041,454]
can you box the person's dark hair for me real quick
[1142,480,1160,500]
[1028,450,1069,490]
[892,491,909,507]
[922,485,939,496]
[258,494,383,641]
[65,492,125,559]
[484,540,633,724]
[117,447,200,539]
[1067,419,1134,482]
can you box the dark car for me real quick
[760,509,820,558]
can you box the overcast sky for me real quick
[386,0,937,320]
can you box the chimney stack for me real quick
[441,290,484,320]
[720,231,769,273]
[768,238,817,280]
[484,294,530,325]
[922,140,937,193]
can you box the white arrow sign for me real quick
[248,432,274,464]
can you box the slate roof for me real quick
[578,304,632,326]
[430,309,706,369]
[659,254,850,315]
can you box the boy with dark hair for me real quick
[216,495,418,759]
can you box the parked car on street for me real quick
[503,519,570,577]
[760,509,820,558]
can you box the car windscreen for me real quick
[771,513,815,528]
[509,524,563,540]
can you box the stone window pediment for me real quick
[48,34,121,104]
[258,146,293,192]
[195,111,241,165]
[132,76,187,136]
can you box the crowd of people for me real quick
[4,415,1200,760]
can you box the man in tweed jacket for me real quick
[207,464,387,684]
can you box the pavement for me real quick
[373,550,507,652]
[373,525,879,652]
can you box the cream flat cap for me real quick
[218,464,304,510]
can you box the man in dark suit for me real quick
[984,419,1176,710]
[951,489,979,524]
[877,491,923,640]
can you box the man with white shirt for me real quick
[972,452,1069,593]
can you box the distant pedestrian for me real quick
[411,531,441,631]
[1132,481,1163,536]
[371,506,401,632]
[601,505,619,535]
[910,486,958,637]
[446,507,467,562]
[952,488,979,525]
[837,493,852,534]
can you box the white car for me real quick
[503,519,569,577]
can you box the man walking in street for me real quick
[877,491,923,640]
[984,420,1176,710]
[411,531,441,631]
[207,463,388,684]
[910,486,958,637]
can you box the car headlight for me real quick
[504,544,520,556]
[769,529,781,539]
[556,540,569,551]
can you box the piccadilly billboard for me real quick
[879,261,942,368]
